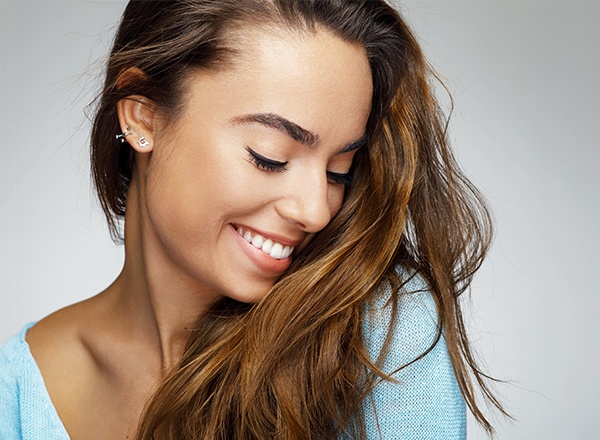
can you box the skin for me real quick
[26,26,372,439]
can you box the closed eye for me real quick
[246,146,288,173]
[246,146,353,185]
[326,170,353,186]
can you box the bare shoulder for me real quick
[26,296,106,425]
[25,292,158,439]
[26,296,100,369]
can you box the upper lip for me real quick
[232,223,303,247]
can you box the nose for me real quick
[275,171,334,233]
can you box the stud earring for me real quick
[115,127,132,143]
[138,136,150,149]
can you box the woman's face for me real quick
[142,27,373,303]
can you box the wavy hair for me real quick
[90,0,504,438]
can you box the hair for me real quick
[90,0,505,438]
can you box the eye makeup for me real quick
[326,170,353,186]
[245,146,353,186]
[246,146,288,173]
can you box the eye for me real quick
[326,170,353,186]
[246,146,288,173]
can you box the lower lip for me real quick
[229,224,293,274]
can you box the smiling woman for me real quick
[117,28,372,305]
[0,1,504,439]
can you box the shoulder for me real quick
[1,323,35,369]
[0,324,37,397]
[26,300,95,382]
[362,270,439,367]
[27,296,117,424]
[361,269,466,439]
[0,324,33,439]
[25,299,103,414]
[0,324,70,439]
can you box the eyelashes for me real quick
[326,170,353,186]
[246,146,288,173]
[245,146,353,186]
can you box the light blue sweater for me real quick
[0,280,465,439]
[0,322,69,439]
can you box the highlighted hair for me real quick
[89,1,505,438]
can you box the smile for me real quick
[235,226,294,260]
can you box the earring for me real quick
[138,136,150,149]
[115,126,132,143]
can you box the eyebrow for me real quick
[230,113,318,146]
[229,112,368,153]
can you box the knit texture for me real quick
[362,275,466,439]
[0,323,69,440]
[0,279,465,439]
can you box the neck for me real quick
[107,178,221,373]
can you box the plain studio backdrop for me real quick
[1,1,599,438]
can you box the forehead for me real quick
[232,24,369,83]
[179,25,373,143]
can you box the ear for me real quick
[116,68,157,153]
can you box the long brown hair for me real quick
[90,0,504,438]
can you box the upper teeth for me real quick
[236,227,294,260]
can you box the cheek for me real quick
[143,146,255,238]
[329,186,346,218]
[143,160,199,249]
[143,149,212,230]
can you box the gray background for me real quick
[1,1,599,438]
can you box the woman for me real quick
[0,0,504,439]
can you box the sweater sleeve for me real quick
[0,338,22,440]
[0,324,70,440]
[362,275,466,439]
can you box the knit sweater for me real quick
[0,322,69,439]
[0,280,465,439]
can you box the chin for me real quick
[219,279,276,305]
